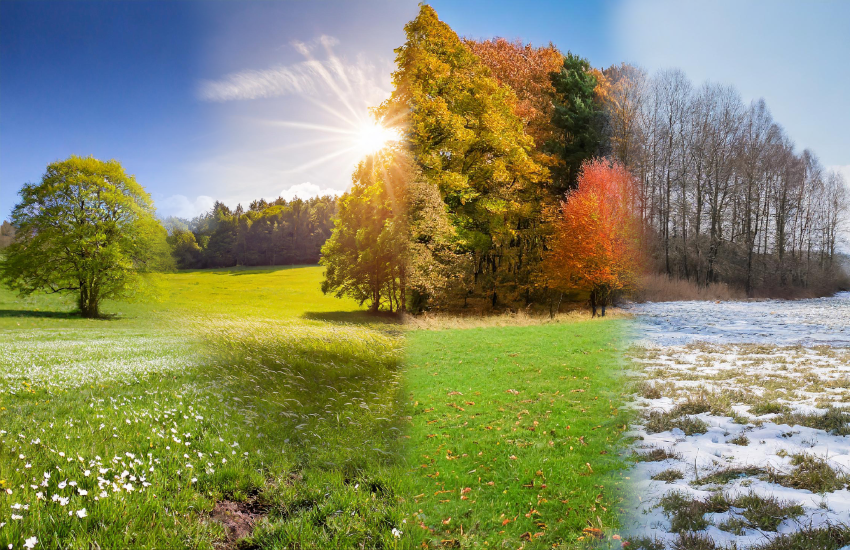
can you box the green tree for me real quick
[321,153,407,313]
[0,156,171,318]
[550,52,605,191]
[166,228,202,269]
[379,4,546,308]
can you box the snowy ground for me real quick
[623,293,850,549]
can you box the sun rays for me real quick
[254,38,403,178]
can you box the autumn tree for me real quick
[0,156,172,318]
[543,159,643,316]
[379,5,546,308]
[464,38,563,159]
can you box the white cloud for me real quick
[198,35,391,108]
[156,194,216,219]
[279,182,342,202]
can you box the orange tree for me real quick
[542,158,643,316]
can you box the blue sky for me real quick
[2,0,848,220]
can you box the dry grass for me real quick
[635,273,745,302]
[402,307,632,330]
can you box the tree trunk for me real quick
[78,284,99,318]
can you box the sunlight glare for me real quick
[355,122,399,157]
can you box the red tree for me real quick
[543,159,643,316]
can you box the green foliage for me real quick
[549,52,605,190]
[168,196,337,269]
[166,228,202,269]
[0,156,171,318]
[0,220,15,249]
[321,154,407,312]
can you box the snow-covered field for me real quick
[624,293,850,549]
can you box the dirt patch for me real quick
[211,499,266,547]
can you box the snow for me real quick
[632,291,850,347]
[623,292,850,548]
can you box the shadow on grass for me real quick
[0,309,81,319]
[0,309,122,321]
[302,310,402,325]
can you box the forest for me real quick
[602,66,849,296]
[319,5,849,312]
[3,6,845,309]
[160,195,337,269]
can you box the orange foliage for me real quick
[464,38,563,151]
[588,67,612,106]
[543,159,643,299]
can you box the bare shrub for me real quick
[634,274,746,302]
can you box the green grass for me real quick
[0,266,407,549]
[401,321,632,548]
[0,265,371,329]
[0,266,633,549]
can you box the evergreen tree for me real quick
[549,52,605,191]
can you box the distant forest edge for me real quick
[2,195,326,270]
[160,195,337,269]
[0,196,338,269]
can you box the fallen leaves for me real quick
[582,527,604,539]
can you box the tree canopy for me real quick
[162,196,337,269]
[379,4,547,308]
[320,152,408,313]
[543,159,643,314]
[550,52,606,191]
[320,4,848,314]
[0,156,171,318]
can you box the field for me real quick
[623,296,850,550]
[0,266,633,549]
[403,322,632,548]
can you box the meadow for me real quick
[0,266,633,549]
[402,322,632,548]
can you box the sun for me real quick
[354,121,399,157]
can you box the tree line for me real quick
[319,5,848,313]
[599,66,849,295]
[161,196,337,269]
